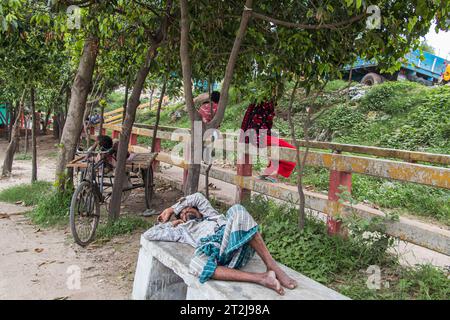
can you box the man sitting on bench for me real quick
[143,192,297,295]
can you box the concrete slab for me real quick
[132,237,349,300]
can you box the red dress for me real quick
[240,100,296,178]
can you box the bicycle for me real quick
[68,150,156,246]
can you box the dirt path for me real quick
[0,210,137,299]
[0,135,183,300]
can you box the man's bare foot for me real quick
[260,271,284,295]
[269,266,297,289]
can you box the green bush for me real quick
[244,196,450,300]
[380,86,450,151]
[29,190,72,226]
[313,104,367,139]
[359,81,426,114]
[245,196,396,284]
[0,181,52,206]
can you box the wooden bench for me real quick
[132,236,350,300]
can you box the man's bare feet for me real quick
[269,266,297,289]
[260,271,284,295]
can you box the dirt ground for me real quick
[0,134,183,300]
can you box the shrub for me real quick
[244,196,449,299]
[0,181,52,206]
[29,190,72,226]
[380,86,450,151]
[359,81,426,114]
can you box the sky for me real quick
[422,24,450,60]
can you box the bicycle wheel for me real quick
[142,167,154,209]
[70,180,100,247]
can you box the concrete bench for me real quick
[132,236,350,300]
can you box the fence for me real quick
[95,122,449,256]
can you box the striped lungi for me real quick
[189,204,259,283]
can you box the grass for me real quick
[283,169,450,226]
[96,216,152,241]
[28,190,72,227]
[244,195,450,300]
[14,153,32,161]
[0,181,53,206]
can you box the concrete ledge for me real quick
[132,236,350,300]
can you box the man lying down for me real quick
[143,192,297,295]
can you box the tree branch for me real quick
[251,11,366,30]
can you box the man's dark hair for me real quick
[97,135,113,151]
[211,91,220,103]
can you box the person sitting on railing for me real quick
[198,91,220,124]
[143,192,298,295]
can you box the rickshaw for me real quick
[67,149,157,246]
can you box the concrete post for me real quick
[326,152,352,236]
[235,152,252,203]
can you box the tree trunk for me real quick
[122,73,130,123]
[207,0,254,129]
[108,0,172,221]
[55,37,99,190]
[151,79,167,152]
[8,103,15,143]
[5,103,11,141]
[179,0,203,195]
[24,116,29,154]
[108,48,156,221]
[2,91,25,177]
[179,0,253,195]
[99,104,105,134]
[53,113,60,139]
[30,87,37,182]
[148,86,155,110]
[42,108,52,135]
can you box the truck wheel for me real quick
[361,73,383,86]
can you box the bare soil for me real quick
[0,134,183,300]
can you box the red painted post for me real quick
[235,153,252,204]
[130,133,138,146]
[112,130,120,139]
[326,159,352,236]
[152,137,161,172]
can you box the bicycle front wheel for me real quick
[70,180,100,247]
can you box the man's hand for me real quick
[157,207,174,223]
[171,219,185,227]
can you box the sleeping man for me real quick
[143,192,297,295]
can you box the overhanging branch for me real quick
[251,11,366,30]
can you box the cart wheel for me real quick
[70,180,100,247]
[142,167,154,209]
